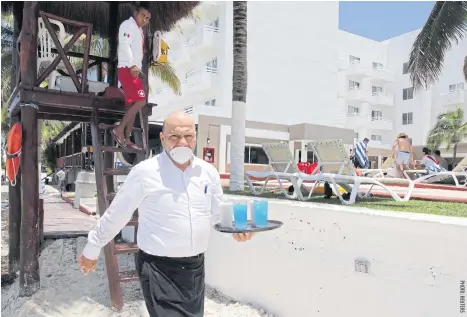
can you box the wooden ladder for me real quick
[89,107,149,310]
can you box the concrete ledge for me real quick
[60,194,97,216]
[206,197,467,317]
[44,231,89,239]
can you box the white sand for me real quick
[1,238,273,317]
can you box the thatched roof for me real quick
[1,1,199,36]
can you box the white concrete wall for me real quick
[206,197,467,317]
[241,2,340,126]
[385,30,467,146]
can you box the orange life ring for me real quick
[6,122,22,186]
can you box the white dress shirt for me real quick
[82,152,223,260]
[117,17,144,69]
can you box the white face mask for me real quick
[168,146,193,164]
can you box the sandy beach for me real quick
[1,237,273,317]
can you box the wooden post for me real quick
[134,25,151,162]
[8,115,22,276]
[107,2,119,86]
[19,1,40,297]
[8,1,24,277]
[39,199,44,245]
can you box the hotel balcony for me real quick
[149,87,180,107]
[440,89,466,107]
[369,117,393,131]
[183,67,218,97]
[170,43,192,69]
[368,140,392,150]
[369,92,394,106]
[186,25,219,57]
[345,112,367,128]
[339,59,395,84]
[339,87,371,103]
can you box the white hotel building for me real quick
[148,1,467,173]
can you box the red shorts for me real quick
[117,67,146,106]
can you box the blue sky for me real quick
[339,1,435,41]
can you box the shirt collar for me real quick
[130,16,142,30]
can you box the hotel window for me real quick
[402,112,413,125]
[205,99,216,106]
[402,87,414,100]
[372,86,383,95]
[348,80,360,90]
[371,110,383,120]
[372,62,383,70]
[349,55,360,64]
[208,18,219,28]
[449,83,464,91]
[371,135,382,142]
[402,62,409,74]
[205,58,218,72]
[348,105,360,115]
[244,145,269,164]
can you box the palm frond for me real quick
[408,1,467,90]
[426,105,467,151]
[149,62,181,95]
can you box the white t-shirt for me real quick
[117,17,144,69]
[421,155,438,168]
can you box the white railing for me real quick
[204,66,218,73]
[372,91,391,96]
[347,112,361,117]
[186,25,219,47]
[370,116,392,123]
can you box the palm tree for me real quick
[408,1,467,90]
[426,105,467,166]
[229,1,248,192]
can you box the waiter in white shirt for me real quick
[78,111,253,316]
[111,4,150,151]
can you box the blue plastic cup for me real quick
[253,199,268,227]
[233,201,248,230]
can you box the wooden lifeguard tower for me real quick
[3,1,198,310]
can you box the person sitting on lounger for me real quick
[434,150,449,170]
[416,147,446,174]
[392,133,413,178]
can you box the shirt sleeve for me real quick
[82,166,146,260]
[118,21,134,67]
[210,172,224,224]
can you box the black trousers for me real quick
[136,250,205,317]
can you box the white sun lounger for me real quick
[289,140,415,205]
[244,142,308,199]
[403,156,467,187]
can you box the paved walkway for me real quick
[42,188,97,238]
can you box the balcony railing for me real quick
[370,91,394,106]
[340,59,395,83]
[439,89,466,106]
[183,67,218,95]
[186,25,219,48]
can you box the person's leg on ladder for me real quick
[123,100,146,150]
[112,67,147,148]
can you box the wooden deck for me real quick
[42,192,97,238]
